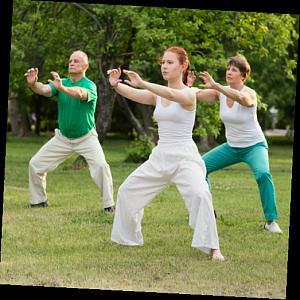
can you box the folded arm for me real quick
[211,83,256,107]
[48,71,88,100]
[140,80,195,107]
[200,71,256,107]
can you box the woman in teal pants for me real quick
[188,53,282,233]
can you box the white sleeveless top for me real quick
[219,86,266,147]
[153,95,196,145]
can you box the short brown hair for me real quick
[227,53,251,81]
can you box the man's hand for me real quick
[48,71,63,90]
[24,67,52,97]
[24,68,38,87]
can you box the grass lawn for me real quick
[1,134,294,298]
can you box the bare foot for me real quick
[211,249,225,261]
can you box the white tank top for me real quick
[153,95,196,145]
[219,86,266,147]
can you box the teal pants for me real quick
[202,141,278,221]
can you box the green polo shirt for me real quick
[49,77,97,138]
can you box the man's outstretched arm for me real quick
[25,68,52,97]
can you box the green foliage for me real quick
[125,133,155,163]
[9,2,298,136]
[256,93,268,112]
[194,101,222,138]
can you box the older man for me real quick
[25,50,115,212]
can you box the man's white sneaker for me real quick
[264,221,283,234]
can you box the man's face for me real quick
[68,52,88,75]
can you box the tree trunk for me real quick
[19,113,30,137]
[138,104,156,136]
[116,95,145,136]
[113,25,147,136]
[95,78,117,143]
[68,155,87,170]
[197,135,212,153]
[8,96,30,136]
[34,94,42,136]
[17,90,31,136]
[8,97,19,135]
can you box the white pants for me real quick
[111,141,220,255]
[29,128,114,208]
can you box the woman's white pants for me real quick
[111,141,220,255]
[28,128,114,209]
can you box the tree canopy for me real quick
[9,1,298,141]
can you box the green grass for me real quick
[1,134,293,298]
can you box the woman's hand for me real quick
[122,69,144,88]
[199,71,217,89]
[187,71,196,87]
[107,68,122,88]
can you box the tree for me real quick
[9,2,298,145]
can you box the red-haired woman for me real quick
[107,46,224,261]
